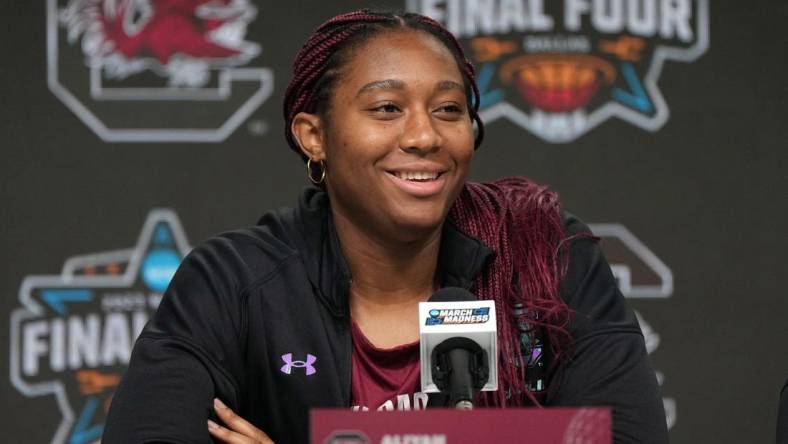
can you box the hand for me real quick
[208,398,274,444]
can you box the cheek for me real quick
[326,123,394,171]
[446,126,475,166]
[324,129,380,183]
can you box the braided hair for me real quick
[283,9,572,407]
[450,178,573,406]
[283,9,484,160]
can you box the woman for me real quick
[103,9,667,444]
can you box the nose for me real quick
[398,108,442,154]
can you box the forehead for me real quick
[338,29,464,90]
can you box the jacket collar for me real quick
[292,187,495,319]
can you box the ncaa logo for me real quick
[47,0,273,142]
[9,209,192,444]
[407,0,709,143]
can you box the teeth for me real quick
[395,171,439,180]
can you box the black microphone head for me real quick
[429,287,477,303]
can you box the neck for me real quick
[331,208,441,308]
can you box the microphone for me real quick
[419,287,498,409]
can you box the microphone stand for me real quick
[431,337,490,409]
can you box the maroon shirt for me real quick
[350,321,428,411]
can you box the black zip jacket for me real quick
[103,187,668,443]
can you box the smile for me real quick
[385,170,448,198]
[392,171,441,181]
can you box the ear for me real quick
[291,112,326,161]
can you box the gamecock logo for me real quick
[407,0,709,143]
[47,0,273,142]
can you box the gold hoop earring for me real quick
[306,158,326,185]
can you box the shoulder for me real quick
[558,211,641,336]
[558,210,603,297]
[143,204,309,337]
[561,211,592,238]
[178,205,307,292]
[161,188,329,310]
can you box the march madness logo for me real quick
[47,0,273,142]
[425,307,491,325]
[407,0,709,143]
[10,210,191,444]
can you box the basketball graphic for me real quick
[407,0,709,143]
[501,54,616,113]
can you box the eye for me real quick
[434,102,466,119]
[437,104,463,113]
[370,102,401,114]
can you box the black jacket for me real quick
[103,187,668,443]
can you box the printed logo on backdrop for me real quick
[407,0,709,143]
[10,210,191,444]
[47,0,273,142]
[588,223,676,429]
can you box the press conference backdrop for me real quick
[1,1,785,443]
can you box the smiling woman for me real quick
[292,28,474,241]
[102,9,668,444]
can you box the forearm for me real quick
[103,336,238,444]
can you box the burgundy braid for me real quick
[450,178,574,407]
[283,11,388,154]
[283,9,485,160]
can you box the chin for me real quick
[386,205,448,240]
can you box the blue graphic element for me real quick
[69,397,103,444]
[612,62,653,113]
[153,222,173,246]
[477,63,504,108]
[41,289,92,315]
[426,318,443,326]
[429,309,440,317]
[141,249,181,292]
[472,307,490,316]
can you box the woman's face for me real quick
[318,29,475,242]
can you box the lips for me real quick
[392,171,440,181]
[385,168,448,198]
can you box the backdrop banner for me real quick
[1,1,786,443]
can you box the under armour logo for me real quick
[280,353,317,376]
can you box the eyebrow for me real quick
[355,79,465,97]
[434,80,464,93]
[356,79,405,96]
